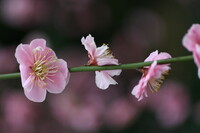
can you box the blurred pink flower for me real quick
[1,0,48,27]
[68,104,102,132]
[183,24,200,78]
[81,34,121,89]
[149,81,190,128]
[105,97,139,130]
[15,39,70,102]
[132,50,171,101]
[49,92,103,132]
[1,91,38,132]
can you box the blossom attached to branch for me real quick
[81,34,121,89]
[15,39,70,102]
[132,50,171,101]
[183,24,200,78]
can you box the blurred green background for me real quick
[0,0,200,133]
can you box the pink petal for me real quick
[45,47,57,58]
[103,70,122,76]
[97,58,119,66]
[190,24,200,40]
[24,84,47,102]
[15,44,34,66]
[182,35,195,52]
[154,65,170,79]
[22,76,34,92]
[144,61,158,82]
[155,52,172,60]
[56,59,69,79]
[19,65,33,90]
[19,65,32,84]
[183,24,200,51]
[45,71,67,94]
[147,61,170,80]
[95,45,108,57]
[95,71,118,90]
[144,50,158,62]
[81,34,96,58]
[131,79,147,101]
[30,39,46,50]
[193,45,200,67]
[132,84,143,101]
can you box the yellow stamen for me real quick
[30,48,58,88]
[148,70,169,93]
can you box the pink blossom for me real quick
[182,24,200,78]
[15,39,70,102]
[132,50,171,101]
[81,34,121,89]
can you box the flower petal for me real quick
[24,85,47,102]
[103,70,122,76]
[183,35,195,52]
[15,44,34,66]
[19,65,32,81]
[183,24,200,52]
[81,34,96,57]
[193,45,200,67]
[132,85,142,101]
[155,52,172,60]
[131,79,147,101]
[45,71,67,94]
[144,61,157,82]
[54,59,70,87]
[95,71,118,90]
[19,67,34,94]
[144,50,158,62]
[56,59,69,79]
[97,58,119,66]
[95,45,108,57]
[30,39,46,50]
[41,47,56,60]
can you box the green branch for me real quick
[70,55,193,72]
[0,55,193,80]
[0,73,21,80]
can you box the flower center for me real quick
[30,47,58,88]
[32,61,48,80]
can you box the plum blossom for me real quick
[182,24,200,78]
[15,39,70,102]
[81,34,121,89]
[132,50,171,101]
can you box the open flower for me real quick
[132,50,171,101]
[15,39,70,102]
[182,24,200,78]
[81,34,121,89]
